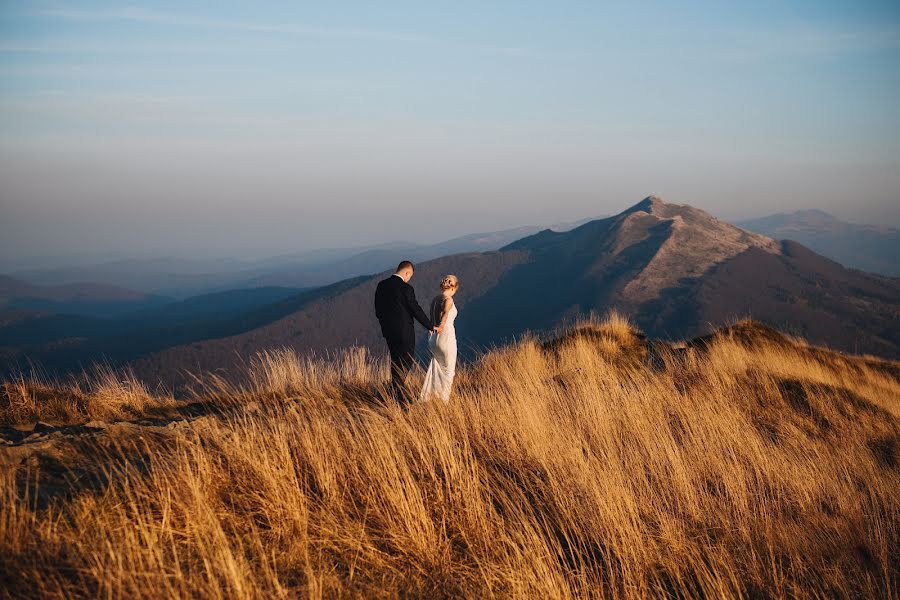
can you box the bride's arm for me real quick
[435,297,452,332]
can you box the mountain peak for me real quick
[591,196,781,303]
[506,196,782,306]
[618,195,713,226]
[620,195,703,222]
[628,195,667,214]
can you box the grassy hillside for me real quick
[1,315,898,598]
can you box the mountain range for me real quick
[8,219,593,298]
[737,209,900,276]
[131,196,900,388]
[0,275,169,318]
[0,284,326,375]
[0,219,590,377]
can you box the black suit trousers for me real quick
[385,334,416,403]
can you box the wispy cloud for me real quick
[490,46,566,59]
[37,6,432,43]
[726,24,900,59]
[0,40,251,55]
[31,6,558,59]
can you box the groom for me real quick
[374,260,437,403]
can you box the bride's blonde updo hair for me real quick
[440,274,459,291]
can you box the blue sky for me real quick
[1,1,899,261]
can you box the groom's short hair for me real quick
[396,260,414,273]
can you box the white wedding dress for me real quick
[419,300,457,403]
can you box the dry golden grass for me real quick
[0,365,176,427]
[1,315,898,599]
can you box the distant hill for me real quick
[10,219,594,297]
[134,196,900,388]
[8,257,294,299]
[237,219,595,289]
[0,275,169,317]
[737,209,900,276]
[0,285,320,376]
[1,221,593,377]
[122,286,307,324]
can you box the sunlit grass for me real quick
[1,314,898,598]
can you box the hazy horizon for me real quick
[2,1,899,263]
[0,198,898,272]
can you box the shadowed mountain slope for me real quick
[0,286,304,350]
[643,241,899,357]
[0,282,362,377]
[134,252,528,386]
[134,196,900,388]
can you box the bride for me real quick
[419,275,459,403]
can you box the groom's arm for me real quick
[403,285,433,329]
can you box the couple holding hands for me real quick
[374,261,459,405]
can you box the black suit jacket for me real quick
[374,275,432,344]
